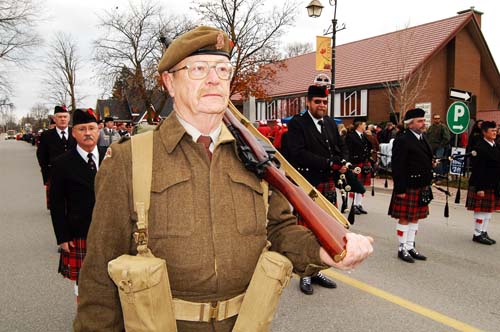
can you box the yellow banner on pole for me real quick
[316,36,332,71]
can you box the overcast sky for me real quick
[7,0,500,119]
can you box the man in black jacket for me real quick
[36,106,76,209]
[345,120,372,214]
[287,85,346,294]
[388,108,433,263]
[466,121,500,245]
[50,109,106,300]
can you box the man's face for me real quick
[433,116,441,124]
[105,121,114,129]
[483,128,497,141]
[54,113,69,130]
[72,122,99,150]
[163,54,231,119]
[306,97,328,119]
[408,117,426,134]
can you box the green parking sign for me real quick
[446,101,470,134]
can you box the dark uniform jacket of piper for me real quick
[287,112,348,186]
[345,130,372,164]
[49,147,106,244]
[36,128,76,184]
[468,139,500,191]
[392,130,433,194]
[74,114,325,332]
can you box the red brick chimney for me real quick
[457,7,483,28]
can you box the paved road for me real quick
[1,137,499,332]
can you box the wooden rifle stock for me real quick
[223,109,348,262]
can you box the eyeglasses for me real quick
[168,61,233,80]
[312,99,328,105]
[75,126,99,133]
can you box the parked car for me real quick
[5,130,16,140]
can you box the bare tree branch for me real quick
[193,0,298,99]
[283,41,312,58]
[42,32,83,110]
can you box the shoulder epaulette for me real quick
[118,136,131,144]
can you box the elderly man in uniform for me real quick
[36,105,76,209]
[74,26,373,332]
[388,108,433,263]
[49,109,105,301]
[466,121,500,245]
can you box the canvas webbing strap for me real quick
[131,131,154,248]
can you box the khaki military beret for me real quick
[158,26,232,73]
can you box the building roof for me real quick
[263,11,499,98]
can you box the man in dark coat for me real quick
[465,121,500,245]
[345,120,373,214]
[388,108,433,263]
[287,85,347,294]
[49,109,106,300]
[36,105,76,209]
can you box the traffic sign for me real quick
[449,88,472,102]
[446,101,470,135]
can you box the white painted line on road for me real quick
[323,270,483,332]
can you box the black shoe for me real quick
[408,248,427,260]
[356,205,368,214]
[311,272,337,288]
[473,233,494,245]
[352,206,362,215]
[299,277,313,295]
[482,232,496,244]
[398,249,415,263]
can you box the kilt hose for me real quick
[466,189,500,213]
[58,238,86,282]
[388,187,430,222]
[297,176,337,227]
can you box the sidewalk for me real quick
[371,177,468,204]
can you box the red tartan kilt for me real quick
[355,162,371,186]
[297,177,337,228]
[388,187,429,222]
[58,238,87,282]
[466,189,500,212]
[45,180,51,210]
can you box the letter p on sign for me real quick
[454,105,464,122]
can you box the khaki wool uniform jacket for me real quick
[74,114,326,332]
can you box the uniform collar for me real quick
[159,112,235,154]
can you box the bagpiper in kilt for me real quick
[49,109,105,300]
[287,84,349,295]
[465,121,500,245]
[345,120,373,215]
[388,108,433,263]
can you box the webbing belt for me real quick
[173,293,245,322]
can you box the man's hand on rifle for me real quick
[319,233,374,270]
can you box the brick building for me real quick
[249,8,500,125]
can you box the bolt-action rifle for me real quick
[223,105,349,262]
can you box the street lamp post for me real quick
[306,0,344,117]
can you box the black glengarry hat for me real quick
[307,85,329,98]
[404,108,426,121]
[73,109,97,126]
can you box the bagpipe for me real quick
[223,103,350,262]
[334,160,366,224]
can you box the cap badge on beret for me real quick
[216,32,225,50]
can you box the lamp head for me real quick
[306,0,324,18]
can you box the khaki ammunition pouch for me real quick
[233,247,293,332]
[173,293,245,322]
[107,131,177,332]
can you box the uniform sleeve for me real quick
[74,143,135,332]
[49,159,71,244]
[266,189,328,277]
[36,133,50,184]
[391,137,408,194]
